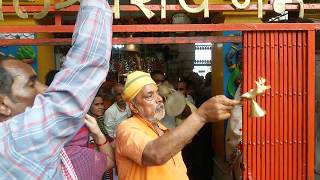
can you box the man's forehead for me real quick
[2,59,36,78]
[141,84,158,94]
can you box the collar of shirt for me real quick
[135,115,169,136]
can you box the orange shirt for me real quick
[115,115,189,180]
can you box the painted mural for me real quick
[223,31,242,99]
[0,33,38,73]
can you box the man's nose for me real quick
[155,93,163,103]
[35,81,48,94]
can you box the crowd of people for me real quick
[0,0,239,179]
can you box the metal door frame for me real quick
[0,3,319,179]
[242,30,315,180]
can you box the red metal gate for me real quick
[242,30,315,180]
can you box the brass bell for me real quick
[124,35,140,53]
[124,44,139,53]
[241,77,270,118]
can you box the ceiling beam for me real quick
[0,36,242,46]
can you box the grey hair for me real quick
[111,83,124,96]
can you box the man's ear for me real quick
[0,95,12,116]
[129,102,138,114]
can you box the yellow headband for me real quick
[123,71,156,101]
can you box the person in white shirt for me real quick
[225,86,242,180]
[104,83,131,139]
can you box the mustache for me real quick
[155,103,164,111]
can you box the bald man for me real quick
[115,71,239,180]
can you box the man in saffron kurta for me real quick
[116,71,239,180]
[116,115,188,180]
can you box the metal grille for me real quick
[194,43,212,66]
[242,31,315,180]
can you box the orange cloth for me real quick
[115,115,189,180]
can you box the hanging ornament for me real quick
[241,77,271,118]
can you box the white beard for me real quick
[153,105,165,122]
[137,103,165,123]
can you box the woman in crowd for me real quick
[63,95,114,180]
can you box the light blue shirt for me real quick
[0,0,112,178]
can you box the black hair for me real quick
[45,70,59,86]
[0,60,14,96]
[150,70,165,78]
[177,77,189,89]
[205,72,212,86]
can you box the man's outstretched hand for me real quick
[196,95,240,123]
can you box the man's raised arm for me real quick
[0,0,112,178]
